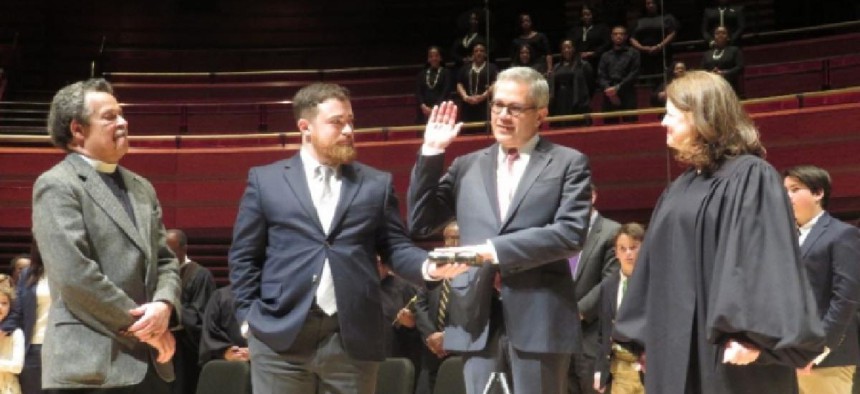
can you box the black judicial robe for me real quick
[199,287,247,365]
[614,155,825,394]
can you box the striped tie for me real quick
[437,279,450,331]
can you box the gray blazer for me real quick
[32,153,181,389]
[408,137,592,354]
[573,213,620,357]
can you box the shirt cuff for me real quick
[421,145,445,156]
[240,321,249,339]
[422,260,441,281]
[486,240,499,264]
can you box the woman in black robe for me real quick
[614,70,826,394]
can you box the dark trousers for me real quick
[567,353,599,394]
[47,362,171,394]
[21,344,45,394]
[602,87,637,124]
[415,346,447,394]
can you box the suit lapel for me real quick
[800,212,831,259]
[330,163,362,235]
[501,138,552,231]
[281,155,324,232]
[575,215,602,280]
[123,170,153,262]
[68,155,147,255]
[479,146,502,226]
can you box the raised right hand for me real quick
[423,101,462,151]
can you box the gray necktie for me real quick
[315,165,337,315]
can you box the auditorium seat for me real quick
[196,360,251,394]
[375,358,415,394]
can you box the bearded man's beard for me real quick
[323,144,357,166]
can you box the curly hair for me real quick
[47,78,114,151]
[665,70,764,174]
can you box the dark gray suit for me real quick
[408,137,592,394]
[32,153,181,389]
[799,212,860,368]
[569,214,620,394]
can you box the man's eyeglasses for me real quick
[490,101,537,117]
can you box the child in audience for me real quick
[594,223,646,394]
[0,276,24,394]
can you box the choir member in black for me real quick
[629,0,678,79]
[167,229,217,394]
[594,223,646,394]
[510,44,546,75]
[567,5,611,72]
[510,13,552,76]
[416,46,452,124]
[450,10,487,70]
[702,0,746,47]
[613,70,826,394]
[456,42,498,131]
[651,61,686,106]
[598,26,640,123]
[199,287,248,365]
[550,39,594,127]
[701,26,744,94]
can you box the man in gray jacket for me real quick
[32,78,180,392]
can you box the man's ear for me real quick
[536,107,548,126]
[70,119,86,144]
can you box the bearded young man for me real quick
[228,83,467,394]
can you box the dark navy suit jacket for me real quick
[228,154,428,361]
[800,212,860,367]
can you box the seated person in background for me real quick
[416,46,453,125]
[378,259,421,367]
[166,229,216,394]
[549,39,595,127]
[651,61,687,106]
[510,44,547,75]
[701,26,744,94]
[702,0,746,47]
[412,221,460,394]
[510,13,552,75]
[199,287,248,365]
[566,5,610,72]
[593,223,646,394]
[456,42,498,130]
[7,255,30,292]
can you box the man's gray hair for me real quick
[47,78,114,151]
[496,67,549,108]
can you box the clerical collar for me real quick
[76,153,118,173]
